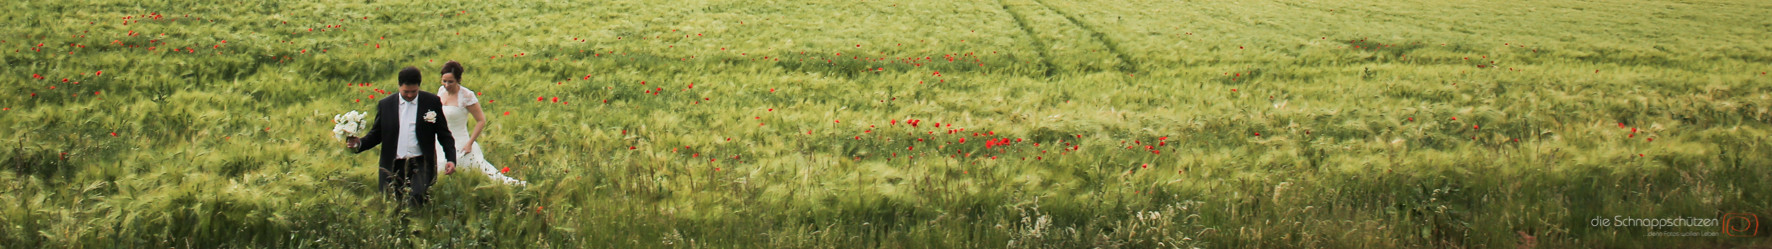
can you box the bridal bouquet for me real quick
[331,111,368,140]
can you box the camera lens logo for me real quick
[1722,213,1758,237]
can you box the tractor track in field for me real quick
[996,0,1059,78]
[1025,0,1139,74]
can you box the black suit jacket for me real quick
[353,92,457,173]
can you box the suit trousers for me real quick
[382,157,434,206]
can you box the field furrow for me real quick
[996,0,1128,74]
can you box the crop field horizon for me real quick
[3,0,1770,248]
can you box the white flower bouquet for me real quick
[332,110,369,140]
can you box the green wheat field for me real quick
[4,0,1770,248]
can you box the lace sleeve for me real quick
[460,87,480,107]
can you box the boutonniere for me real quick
[424,110,438,123]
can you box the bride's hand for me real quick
[460,144,474,155]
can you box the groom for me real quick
[345,66,458,207]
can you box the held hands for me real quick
[343,134,455,174]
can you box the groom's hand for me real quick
[344,137,360,149]
[444,162,456,175]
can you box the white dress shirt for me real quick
[396,95,424,159]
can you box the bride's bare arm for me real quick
[465,103,488,148]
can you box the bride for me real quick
[434,61,526,186]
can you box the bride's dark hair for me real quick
[440,61,465,82]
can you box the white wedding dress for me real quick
[435,86,526,186]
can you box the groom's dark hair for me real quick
[398,66,423,86]
[441,61,464,81]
